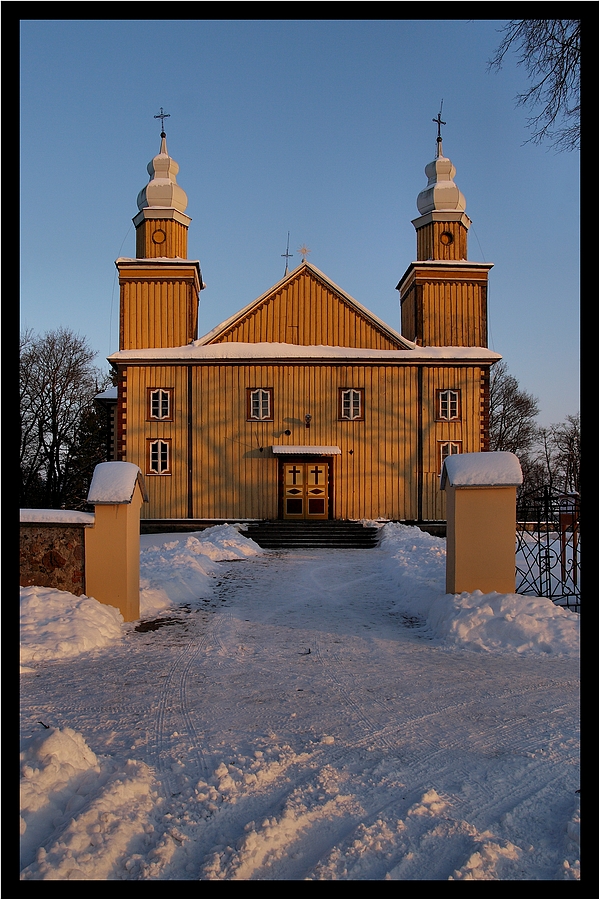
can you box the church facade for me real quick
[107,128,500,524]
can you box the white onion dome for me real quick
[416,142,466,216]
[136,134,188,214]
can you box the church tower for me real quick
[397,124,492,347]
[117,123,203,350]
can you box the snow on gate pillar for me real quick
[441,452,523,595]
[85,462,148,622]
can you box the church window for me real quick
[148,388,172,420]
[247,388,273,421]
[147,439,171,475]
[439,441,461,473]
[339,388,364,420]
[437,389,460,421]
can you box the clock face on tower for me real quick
[152,229,166,245]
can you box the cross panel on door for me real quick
[283,462,329,519]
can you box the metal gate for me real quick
[515,490,580,612]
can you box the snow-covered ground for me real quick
[20,523,580,881]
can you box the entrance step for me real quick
[245,520,381,549]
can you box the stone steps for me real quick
[244,520,381,549]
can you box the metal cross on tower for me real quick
[433,101,445,153]
[281,232,293,276]
[154,107,170,136]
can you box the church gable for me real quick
[200,262,410,350]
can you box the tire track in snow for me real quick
[203,557,576,757]
[152,632,197,797]
[175,618,222,782]
[306,627,577,772]
[309,634,399,752]
[291,552,420,753]
[152,611,231,797]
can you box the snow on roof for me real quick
[440,452,523,489]
[271,445,341,455]
[87,462,149,505]
[116,257,201,265]
[20,509,95,525]
[95,386,118,401]
[108,341,501,364]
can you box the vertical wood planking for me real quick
[126,361,484,523]
[211,269,403,350]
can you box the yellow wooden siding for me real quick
[191,364,279,521]
[135,218,188,260]
[416,221,468,261]
[420,365,484,520]
[120,279,195,350]
[122,362,484,522]
[211,271,402,349]
[123,366,190,519]
[400,285,417,344]
[421,281,486,347]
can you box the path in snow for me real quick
[20,549,579,881]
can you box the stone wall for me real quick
[20,524,87,595]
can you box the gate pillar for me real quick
[441,452,523,595]
[85,462,148,622]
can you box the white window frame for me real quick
[438,389,460,421]
[339,388,363,420]
[148,388,172,421]
[147,438,171,475]
[247,388,273,421]
[439,441,461,474]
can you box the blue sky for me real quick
[20,18,579,427]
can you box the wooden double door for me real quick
[281,460,330,519]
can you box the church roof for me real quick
[136,133,188,215]
[108,342,501,364]
[416,142,466,217]
[196,261,415,350]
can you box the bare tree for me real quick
[20,328,110,508]
[534,414,580,496]
[488,19,580,151]
[488,361,580,509]
[551,413,580,495]
[20,329,48,505]
[489,361,540,457]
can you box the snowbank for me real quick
[428,590,579,657]
[378,523,579,658]
[20,587,124,667]
[20,726,159,879]
[138,525,264,617]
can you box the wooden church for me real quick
[106,124,500,525]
